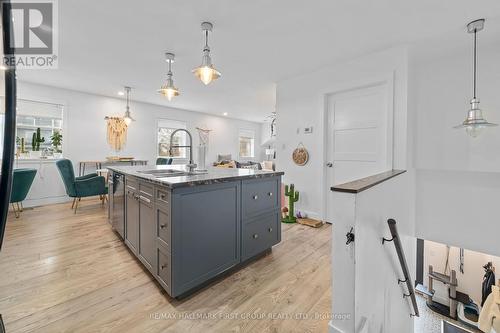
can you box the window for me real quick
[239,129,255,158]
[0,98,64,156]
[157,119,187,159]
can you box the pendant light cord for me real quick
[473,29,477,99]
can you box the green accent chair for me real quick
[56,159,107,213]
[10,168,37,218]
[156,157,173,165]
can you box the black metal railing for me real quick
[382,218,419,317]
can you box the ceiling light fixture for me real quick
[192,22,221,85]
[117,91,125,96]
[223,112,228,116]
[158,52,180,101]
[454,19,497,138]
[123,86,134,126]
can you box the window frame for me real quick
[0,97,65,157]
[156,119,188,160]
[238,129,255,159]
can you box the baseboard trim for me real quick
[23,196,70,208]
[328,321,346,333]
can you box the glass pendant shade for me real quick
[158,76,179,101]
[123,111,133,126]
[158,53,180,101]
[193,65,221,85]
[454,19,496,137]
[123,87,134,125]
[193,22,221,85]
[454,98,497,137]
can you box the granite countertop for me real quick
[330,169,406,193]
[107,165,284,189]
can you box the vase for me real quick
[197,145,207,171]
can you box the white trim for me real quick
[320,72,395,222]
[328,321,347,333]
[238,128,255,159]
[156,118,188,159]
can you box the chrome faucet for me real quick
[169,128,197,172]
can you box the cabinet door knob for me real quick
[253,195,258,200]
[268,192,273,196]
[268,227,273,232]
[161,264,167,270]
[160,224,167,229]
[253,234,259,239]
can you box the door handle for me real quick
[326,162,333,167]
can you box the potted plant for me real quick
[50,130,62,156]
[29,127,45,158]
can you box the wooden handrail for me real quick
[383,218,419,317]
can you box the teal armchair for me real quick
[156,157,173,165]
[10,168,37,218]
[56,159,107,213]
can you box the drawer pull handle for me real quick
[268,227,273,232]
[253,234,259,239]
[159,193,166,200]
[160,224,167,229]
[253,195,258,200]
[161,264,167,270]
[268,192,273,196]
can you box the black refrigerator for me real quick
[0,0,17,332]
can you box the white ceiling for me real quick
[18,0,500,123]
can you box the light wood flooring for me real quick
[0,198,332,333]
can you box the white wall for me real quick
[412,43,500,257]
[413,44,500,173]
[18,81,263,167]
[330,172,415,333]
[423,239,500,307]
[275,47,409,220]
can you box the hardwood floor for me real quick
[0,198,332,333]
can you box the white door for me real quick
[325,83,393,222]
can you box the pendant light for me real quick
[454,19,497,137]
[123,86,134,126]
[192,22,221,85]
[158,53,180,101]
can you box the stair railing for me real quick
[382,218,419,317]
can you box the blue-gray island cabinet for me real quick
[107,165,283,298]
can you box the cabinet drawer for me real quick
[156,206,171,252]
[156,188,170,207]
[125,177,138,192]
[156,245,171,293]
[139,182,154,198]
[241,211,280,261]
[242,178,279,218]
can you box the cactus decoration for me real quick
[21,137,25,153]
[31,128,45,151]
[282,184,299,223]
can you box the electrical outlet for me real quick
[304,127,313,134]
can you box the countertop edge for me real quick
[107,166,284,188]
[330,169,407,194]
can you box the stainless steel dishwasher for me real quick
[109,171,125,239]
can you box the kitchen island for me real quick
[107,165,284,298]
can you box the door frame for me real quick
[320,73,395,222]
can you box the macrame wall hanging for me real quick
[105,117,128,151]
